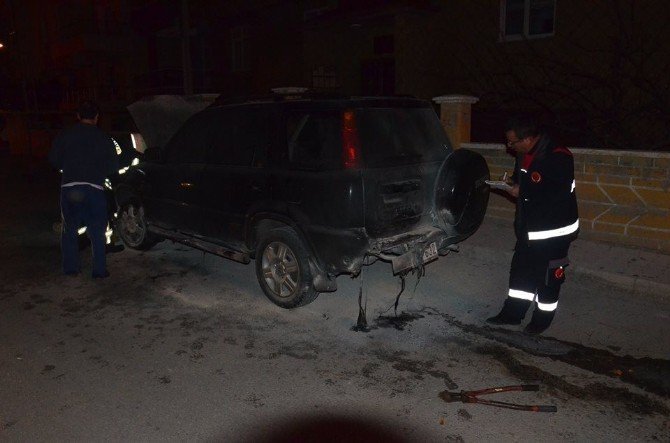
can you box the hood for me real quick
[126,94,220,149]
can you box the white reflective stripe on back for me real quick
[571,179,576,193]
[528,220,579,240]
[508,289,535,301]
[536,301,558,312]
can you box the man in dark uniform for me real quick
[49,101,119,278]
[486,116,579,334]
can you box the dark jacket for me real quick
[49,122,119,187]
[512,134,579,243]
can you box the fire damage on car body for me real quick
[114,92,490,308]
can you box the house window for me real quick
[231,26,247,72]
[500,0,555,40]
[312,66,339,89]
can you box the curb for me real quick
[573,267,670,297]
[465,245,670,298]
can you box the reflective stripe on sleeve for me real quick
[571,179,576,193]
[536,301,558,312]
[508,289,535,301]
[528,220,579,241]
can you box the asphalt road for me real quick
[1,166,668,442]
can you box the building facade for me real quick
[1,0,668,150]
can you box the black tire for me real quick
[434,149,490,242]
[117,202,158,250]
[255,227,318,309]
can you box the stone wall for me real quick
[464,143,670,254]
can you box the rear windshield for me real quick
[356,107,451,168]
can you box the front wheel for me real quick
[117,202,158,250]
[255,227,318,309]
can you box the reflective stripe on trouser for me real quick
[528,219,579,241]
[498,239,570,322]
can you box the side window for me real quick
[162,112,213,164]
[286,110,341,170]
[208,107,270,166]
[500,0,555,41]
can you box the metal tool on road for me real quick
[439,384,557,412]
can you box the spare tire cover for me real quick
[434,148,490,241]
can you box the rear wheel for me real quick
[255,227,318,309]
[118,202,158,250]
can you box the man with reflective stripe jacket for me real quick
[486,116,579,334]
[49,101,119,278]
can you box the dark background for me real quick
[1,0,669,151]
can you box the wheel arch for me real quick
[114,183,141,208]
[247,213,336,292]
[247,214,309,259]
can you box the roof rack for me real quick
[211,88,350,107]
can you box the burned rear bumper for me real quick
[306,224,452,277]
[368,227,453,275]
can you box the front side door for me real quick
[143,111,213,233]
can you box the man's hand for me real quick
[507,184,519,198]
[500,172,519,197]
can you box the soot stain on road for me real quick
[478,344,669,416]
[373,350,459,390]
[457,408,472,420]
[269,341,320,360]
[31,293,52,304]
[59,297,84,313]
[351,311,425,332]
[428,308,670,400]
[375,312,425,330]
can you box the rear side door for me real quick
[198,105,275,247]
[272,105,364,230]
[143,111,213,233]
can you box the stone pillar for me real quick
[432,95,478,149]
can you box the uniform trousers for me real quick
[60,185,108,277]
[503,238,570,327]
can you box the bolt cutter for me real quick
[439,384,557,412]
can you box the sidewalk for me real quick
[466,216,670,297]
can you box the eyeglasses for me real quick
[506,138,525,147]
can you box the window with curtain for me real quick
[501,0,555,41]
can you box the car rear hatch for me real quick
[353,103,451,241]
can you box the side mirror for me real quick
[143,146,162,162]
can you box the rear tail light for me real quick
[342,109,361,169]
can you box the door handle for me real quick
[180,182,194,189]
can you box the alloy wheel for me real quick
[260,241,301,298]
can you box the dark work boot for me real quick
[524,310,555,335]
[486,312,522,326]
[486,299,528,326]
[92,270,110,279]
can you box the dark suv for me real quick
[115,93,490,308]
